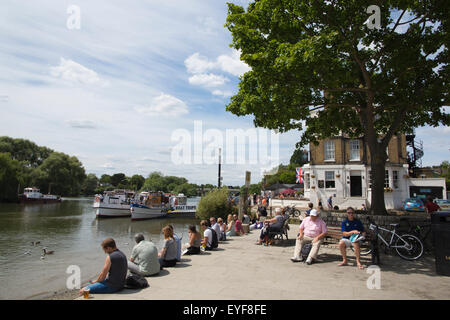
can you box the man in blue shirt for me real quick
[338,207,365,269]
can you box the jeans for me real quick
[85,281,121,294]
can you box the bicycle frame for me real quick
[371,225,413,250]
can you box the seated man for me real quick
[127,233,160,277]
[200,220,218,251]
[338,207,366,269]
[79,238,128,295]
[290,209,327,265]
[256,208,285,245]
[210,217,222,240]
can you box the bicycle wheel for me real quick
[394,234,423,260]
[350,239,372,256]
[293,209,300,217]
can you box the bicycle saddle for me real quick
[390,223,399,227]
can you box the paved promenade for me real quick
[77,225,450,300]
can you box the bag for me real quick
[207,227,218,249]
[301,243,312,260]
[125,273,149,289]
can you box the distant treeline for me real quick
[0,136,241,202]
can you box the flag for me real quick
[296,168,304,183]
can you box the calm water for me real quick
[0,197,199,299]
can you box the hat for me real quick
[309,209,319,216]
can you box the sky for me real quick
[0,1,448,186]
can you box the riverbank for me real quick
[57,224,450,300]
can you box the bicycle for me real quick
[356,217,424,260]
[400,218,433,254]
[284,205,301,218]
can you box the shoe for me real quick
[290,257,303,262]
[306,259,313,265]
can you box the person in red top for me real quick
[425,196,441,214]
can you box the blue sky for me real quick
[0,1,448,186]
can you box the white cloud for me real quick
[217,50,251,76]
[134,93,189,117]
[212,89,233,98]
[50,58,108,87]
[100,163,115,169]
[184,50,250,77]
[188,73,229,87]
[66,120,97,129]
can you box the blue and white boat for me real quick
[130,191,168,220]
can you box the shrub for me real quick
[196,187,233,221]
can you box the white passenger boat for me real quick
[167,193,197,217]
[93,190,134,218]
[130,191,168,221]
[18,187,61,204]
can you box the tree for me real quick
[130,174,145,191]
[0,153,24,202]
[83,173,99,195]
[196,187,233,220]
[110,173,126,187]
[99,174,112,186]
[172,183,198,197]
[290,147,308,166]
[226,0,449,214]
[31,152,86,196]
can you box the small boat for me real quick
[130,191,169,221]
[93,190,134,218]
[18,187,61,204]
[167,193,197,217]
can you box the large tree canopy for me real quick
[226,0,449,214]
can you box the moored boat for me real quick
[94,190,134,218]
[167,193,197,217]
[18,187,61,204]
[130,191,168,220]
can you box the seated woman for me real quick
[225,214,236,237]
[217,218,227,241]
[158,225,178,268]
[183,225,202,255]
[256,208,285,245]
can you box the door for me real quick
[350,176,362,197]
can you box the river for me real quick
[0,197,199,299]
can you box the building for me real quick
[301,134,447,210]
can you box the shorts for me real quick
[341,238,354,248]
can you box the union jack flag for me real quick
[296,168,304,183]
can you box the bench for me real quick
[324,226,374,244]
[265,218,290,245]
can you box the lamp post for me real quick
[218,148,222,188]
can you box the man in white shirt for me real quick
[200,220,217,250]
[209,217,221,240]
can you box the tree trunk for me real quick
[368,143,388,215]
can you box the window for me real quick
[349,140,360,161]
[324,141,335,161]
[318,180,324,188]
[384,170,390,188]
[325,171,335,188]
[393,170,399,189]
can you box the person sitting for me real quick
[200,220,218,251]
[338,207,366,269]
[168,225,182,262]
[79,238,127,296]
[250,220,264,231]
[305,202,314,216]
[183,225,202,255]
[217,218,227,241]
[242,212,251,225]
[226,214,236,237]
[233,214,245,235]
[158,226,178,268]
[256,208,285,245]
[290,209,327,265]
[209,217,221,240]
[127,233,160,277]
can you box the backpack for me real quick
[207,227,218,249]
[301,243,312,260]
[125,273,149,289]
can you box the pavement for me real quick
[76,224,450,300]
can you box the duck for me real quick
[31,241,41,246]
[42,248,54,255]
